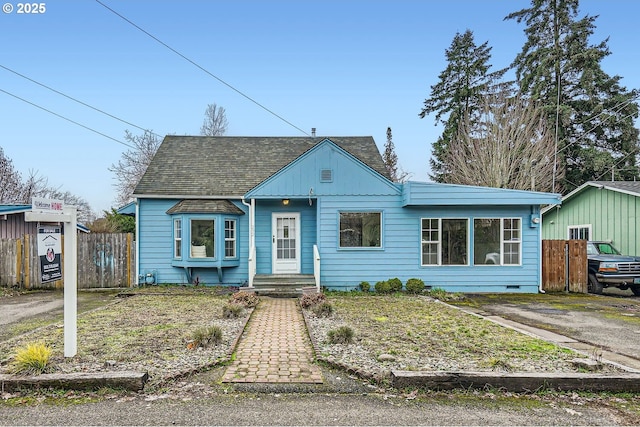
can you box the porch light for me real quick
[282,199,290,206]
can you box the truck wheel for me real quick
[631,286,640,296]
[588,274,603,294]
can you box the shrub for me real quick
[189,325,223,348]
[300,292,326,309]
[405,278,425,294]
[11,342,53,375]
[222,302,244,318]
[359,281,370,292]
[388,277,403,293]
[374,280,391,294]
[311,301,334,317]
[327,326,354,344]
[428,287,448,300]
[229,290,259,308]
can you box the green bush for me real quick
[405,278,425,294]
[10,342,53,375]
[428,287,448,300]
[230,290,259,308]
[359,281,370,292]
[221,302,244,318]
[388,277,403,293]
[190,325,223,348]
[311,301,334,317]
[374,280,391,294]
[300,292,326,309]
[327,326,354,344]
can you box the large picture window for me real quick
[191,219,215,258]
[339,212,381,248]
[473,218,521,265]
[421,218,468,265]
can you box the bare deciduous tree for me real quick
[200,103,228,136]
[0,147,24,203]
[443,93,562,192]
[109,130,162,206]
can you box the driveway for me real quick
[449,290,640,369]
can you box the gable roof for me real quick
[166,199,245,215]
[541,181,640,214]
[134,136,389,198]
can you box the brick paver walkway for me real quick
[222,297,323,383]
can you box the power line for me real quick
[95,0,310,137]
[0,88,136,149]
[0,64,163,139]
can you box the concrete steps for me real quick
[241,274,317,297]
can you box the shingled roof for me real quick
[134,136,389,197]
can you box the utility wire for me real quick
[0,88,136,149]
[95,0,310,137]
[0,64,162,139]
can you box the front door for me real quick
[272,213,300,274]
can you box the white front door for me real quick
[272,213,300,274]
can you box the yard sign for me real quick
[37,226,62,283]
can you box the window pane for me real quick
[339,212,381,247]
[174,219,182,258]
[442,219,467,265]
[224,219,236,258]
[502,218,520,265]
[191,219,214,258]
[474,219,500,265]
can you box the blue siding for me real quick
[403,181,561,206]
[254,199,317,274]
[247,140,399,198]
[317,197,543,292]
[138,198,249,286]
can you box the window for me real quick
[224,219,236,258]
[473,218,521,265]
[173,219,182,258]
[190,219,214,258]
[568,225,591,240]
[421,218,468,265]
[339,212,381,248]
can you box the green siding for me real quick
[542,186,640,255]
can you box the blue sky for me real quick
[2,1,639,214]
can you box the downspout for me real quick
[241,197,255,287]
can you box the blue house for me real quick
[130,136,561,293]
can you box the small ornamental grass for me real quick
[188,325,223,349]
[221,302,245,318]
[311,301,334,317]
[10,342,53,375]
[327,326,354,344]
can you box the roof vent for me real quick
[320,169,333,182]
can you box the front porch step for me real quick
[242,274,316,297]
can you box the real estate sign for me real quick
[38,226,62,283]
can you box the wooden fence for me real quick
[0,233,135,289]
[541,239,587,293]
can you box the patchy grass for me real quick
[312,295,590,373]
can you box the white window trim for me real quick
[173,218,182,259]
[421,218,469,266]
[567,224,592,240]
[224,219,237,259]
[338,211,383,249]
[473,217,522,266]
[501,218,522,266]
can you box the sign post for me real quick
[25,198,78,357]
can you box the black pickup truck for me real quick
[587,241,640,296]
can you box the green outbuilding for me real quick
[542,181,640,256]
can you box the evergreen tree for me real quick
[506,0,639,190]
[383,127,399,182]
[419,29,507,182]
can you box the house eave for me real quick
[133,194,244,200]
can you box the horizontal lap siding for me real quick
[255,200,316,274]
[138,199,249,285]
[319,199,541,292]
